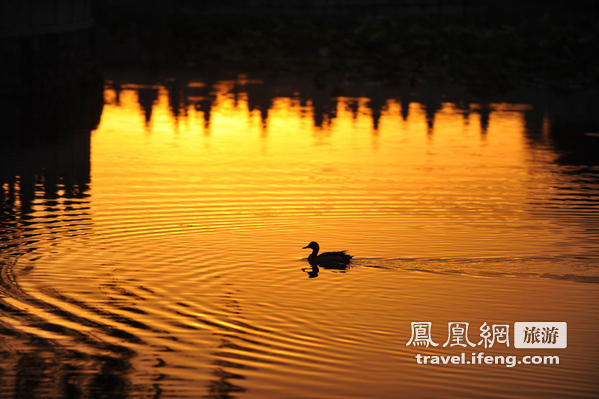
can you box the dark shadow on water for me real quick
[0,8,116,393]
[0,79,137,394]
[0,81,103,259]
[302,265,320,278]
[204,291,251,399]
[302,262,350,279]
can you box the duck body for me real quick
[302,241,352,268]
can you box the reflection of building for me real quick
[107,73,598,164]
[0,67,102,259]
[546,93,599,167]
[0,0,102,222]
[0,2,109,396]
[138,87,160,124]
[0,0,103,254]
[115,75,496,136]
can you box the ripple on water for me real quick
[2,81,599,398]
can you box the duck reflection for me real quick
[302,265,321,278]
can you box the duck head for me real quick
[302,241,320,252]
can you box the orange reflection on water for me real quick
[3,77,598,398]
[94,79,562,264]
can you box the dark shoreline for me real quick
[99,7,598,97]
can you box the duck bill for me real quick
[302,245,309,249]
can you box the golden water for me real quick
[1,76,598,398]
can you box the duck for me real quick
[302,241,352,268]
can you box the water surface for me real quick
[1,75,598,397]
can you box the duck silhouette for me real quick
[302,241,352,268]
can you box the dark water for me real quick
[1,75,598,398]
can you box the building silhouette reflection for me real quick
[116,72,598,170]
[0,81,102,253]
[0,35,106,397]
[246,80,273,129]
[138,87,160,125]
[128,74,554,142]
